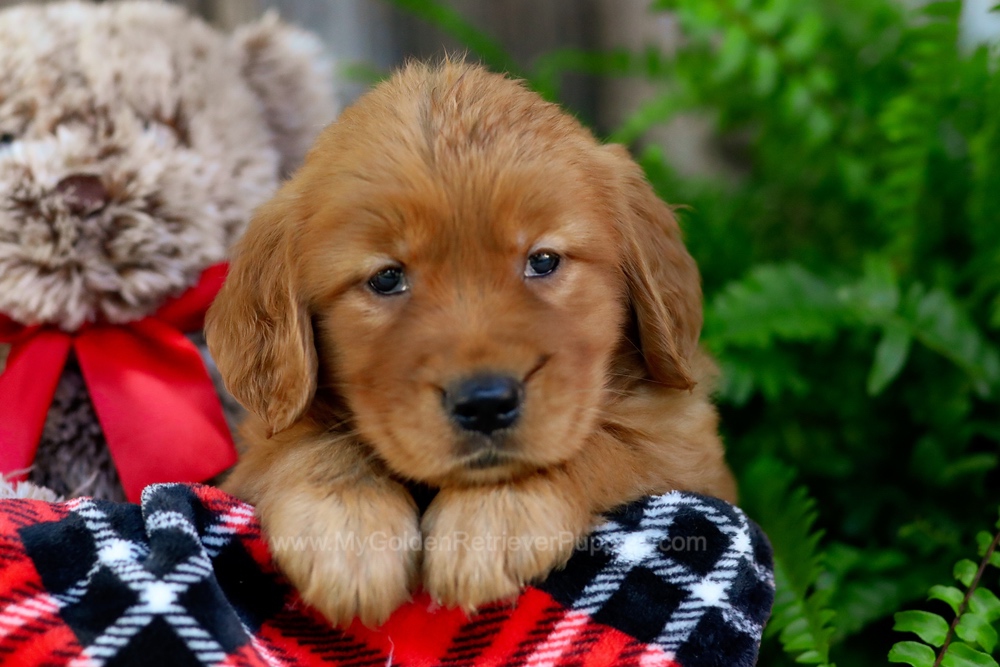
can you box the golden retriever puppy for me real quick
[206,60,736,628]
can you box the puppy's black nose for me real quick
[444,374,523,434]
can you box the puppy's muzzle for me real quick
[443,374,523,435]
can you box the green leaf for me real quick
[940,642,999,667]
[704,264,844,350]
[715,26,750,81]
[888,641,937,667]
[941,455,1000,485]
[893,610,949,646]
[753,47,780,96]
[805,107,835,143]
[978,532,994,557]
[795,649,825,663]
[923,0,962,19]
[954,559,979,587]
[751,0,789,35]
[903,287,1000,397]
[976,531,1000,567]
[783,14,824,62]
[851,256,901,321]
[909,437,951,487]
[867,322,912,395]
[929,585,965,614]
[969,588,1000,622]
[955,612,998,652]
[782,81,812,118]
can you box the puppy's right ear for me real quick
[206,194,318,436]
[606,144,702,390]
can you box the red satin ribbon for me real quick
[0,263,236,502]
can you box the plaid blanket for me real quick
[0,483,773,666]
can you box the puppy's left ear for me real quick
[232,11,339,176]
[607,145,702,390]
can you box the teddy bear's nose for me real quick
[55,174,109,213]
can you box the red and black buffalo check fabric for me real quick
[0,484,773,666]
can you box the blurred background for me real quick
[5,1,1000,665]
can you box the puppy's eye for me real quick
[525,251,560,278]
[0,133,14,145]
[368,266,408,295]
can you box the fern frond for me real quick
[705,260,1000,402]
[740,457,837,666]
[873,1,961,268]
[704,263,844,351]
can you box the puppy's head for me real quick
[206,62,701,486]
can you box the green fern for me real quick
[740,457,837,666]
[889,511,1000,667]
[873,1,961,269]
[701,258,1000,404]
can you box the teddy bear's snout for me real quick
[55,174,108,214]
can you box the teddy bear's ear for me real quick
[232,11,339,176]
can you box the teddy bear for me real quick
[0,1,339,502]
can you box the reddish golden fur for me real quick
[206,61,736,628]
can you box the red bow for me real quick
[0,264,237,502]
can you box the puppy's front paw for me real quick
[421,482,590,612]
[262,480,420,627]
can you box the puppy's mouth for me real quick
[463,448,514,470]
[451,433,539,480]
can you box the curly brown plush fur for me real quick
[0,1,338,500]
